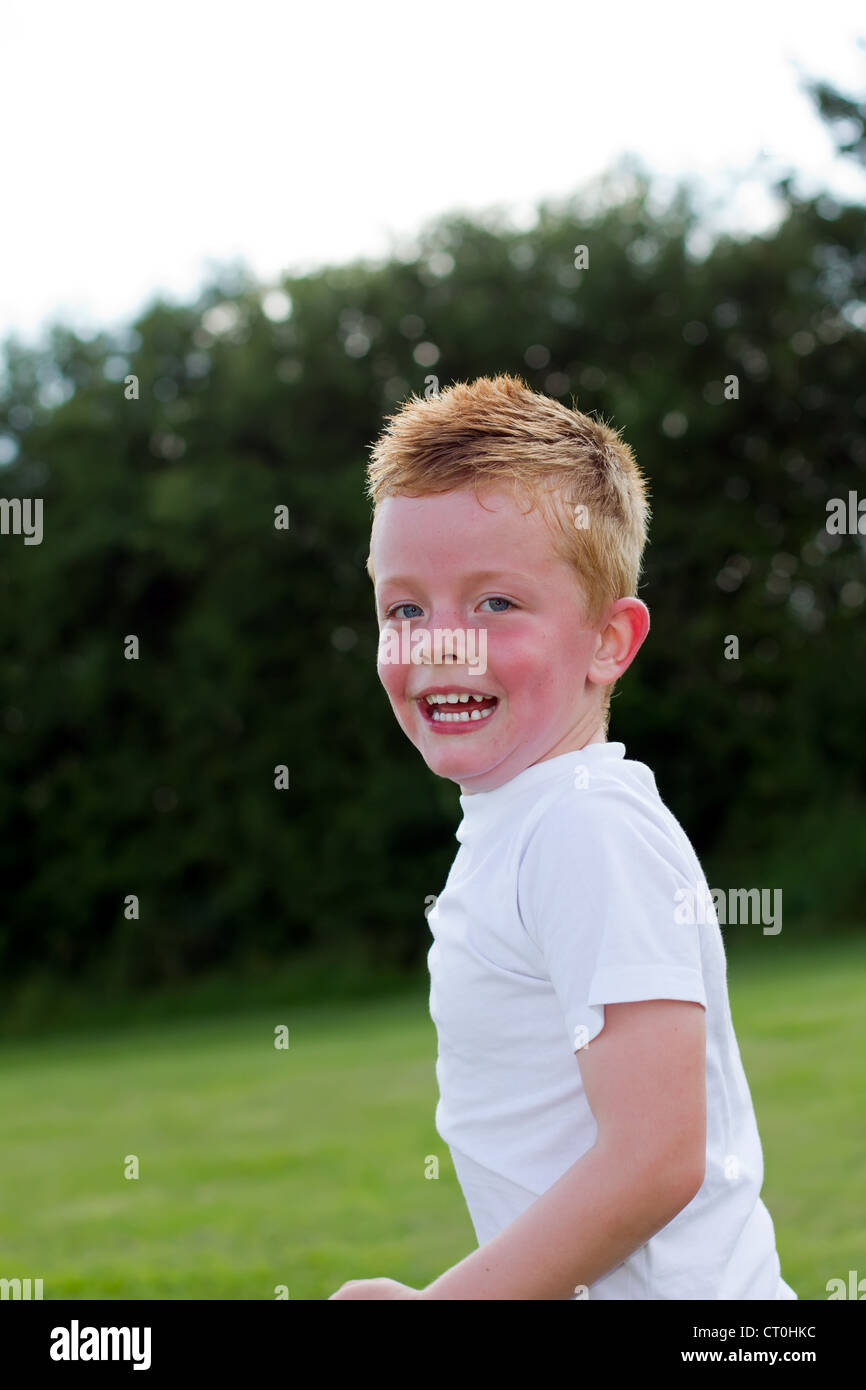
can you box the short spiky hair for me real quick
[364,373,651,730]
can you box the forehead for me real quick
[371,486,560,578]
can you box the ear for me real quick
[586,598,650,688]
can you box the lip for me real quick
[414,686,500,734]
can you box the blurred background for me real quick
[0,1,863,1299]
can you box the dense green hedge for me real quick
[1,95,865,993]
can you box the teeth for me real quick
[430,705,496,723]
[420,691,498,723]
[424,692,493,704]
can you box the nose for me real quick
[413,622,468,665]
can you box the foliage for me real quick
[1,78,865,993]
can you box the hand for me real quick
[328,1278,426,1300]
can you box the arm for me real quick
[421,997,707,1300]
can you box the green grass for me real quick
[0,936,863,1299]
[721,933,866,1300]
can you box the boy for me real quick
[329,374,797,1301]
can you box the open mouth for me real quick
[419,693,499,726]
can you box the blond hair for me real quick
[365,373,651,731]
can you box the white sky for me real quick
[2,0,865,347]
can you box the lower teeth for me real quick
[430,705,495,723]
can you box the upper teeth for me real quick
[425,693,491,704]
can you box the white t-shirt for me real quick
[427,742,797,1300]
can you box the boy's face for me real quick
[370,485,642,794]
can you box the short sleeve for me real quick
[517,788,708,1053]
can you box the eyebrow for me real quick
[377,569,535,589]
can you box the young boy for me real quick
[329,373,797,1301]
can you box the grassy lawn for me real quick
[0,935,862,1299]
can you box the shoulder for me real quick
[522,773,662,856]
[519,769,698,890]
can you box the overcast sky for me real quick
[2,0,864,347]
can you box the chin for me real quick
[415,742,481,777]
[428,743,507,784]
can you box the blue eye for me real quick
[387,603,423,619]
[386,597,514,618]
